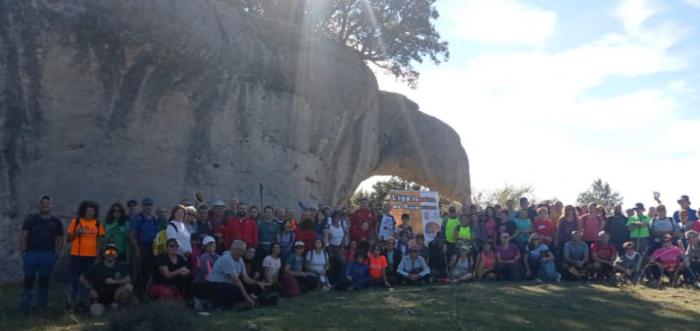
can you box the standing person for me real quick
[279,220,296,258]
[326,212,348,283]
[349,198,376,248]
[396,213,414,238]
[155,206,169,230]
[649,204,680,255]
[150,239,190,301]
[555,206,579,255]
[166,205,192,258]
[184,206,198,235]
[295,214,316,252]
[384,238,402,283]
[442,206,461,259]
[453,214,473,250]
[627,203,651,254]
[606,205,630,253]
[563,231,589,280]
[674,195,698,229]
[397,246,431,285]
[512,209,532,250]
[126,200,139,219]
[377,203,396,242]
[484,207,498,246]
[104,203,130,261]
[19,196,64,311]
[226,197,240,219]
[495,233,523,281]
[533,208,555,246]
[471,213,486,253]
[209,200,226,250]
[66,201,104,310]
[579,203,604,244]
[590,232,618,280]
[195,204,213,239]
[79,244,136,317]
[524,234,560,283]
[519,197,537,221]
[506,199,518,221]
[285,208,299,231]
[223,203,259,250]
[258,206,280,262]
[128,198,158,296]
[313,210,329,243]
[549,201,564,229]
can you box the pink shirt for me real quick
[650,246,682,270]
[580,214,603,242]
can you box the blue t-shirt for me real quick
[314,221,328,240]
[527,243,550,261]
[129,213,158,245]
[285,253,305,272]
[674,208,698,229]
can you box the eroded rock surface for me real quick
[0,0,469,280]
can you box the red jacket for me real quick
[350,208,376,242]
[223,217,259,249]
[294,228,316,252]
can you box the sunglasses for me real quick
[168,244,179,248]
[112,209,122,213]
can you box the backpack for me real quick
[153,222,178,256]
[67,217,103,254]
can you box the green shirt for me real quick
[457,225,472,241]
[444,218,460,244]
[103,222,129,258]
[627,215,650,238]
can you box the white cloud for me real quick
[684,0,700,8]
[373,0,696,205]
[448,0,556,46]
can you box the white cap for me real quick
[202,236,216,246]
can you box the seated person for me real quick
[305,239,331,290]
[342,252,371,291]
[192,236,220,310]
[647,234,683,286]
[590,231,618,280]
[683,230,700,288]
[495,233,523,281]
[206,240,266,308]
[150,239,191,301]
[614,241,642,282]
[449,245,474,283]
[384,237,402,283]
[243,247,263,284]
[524,234,560,283]
[475,241,497,281]
[563,231,589,279]
[414,234,429,259]
[281,241,319,296]
[80,244,136,316]
[368,245,391,287]
[262,243,283,286]
[397,246,431,285]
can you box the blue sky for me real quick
[369,0,700,208]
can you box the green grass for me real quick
[2,282,700,330]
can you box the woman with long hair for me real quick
[103,203,129,261]
[66,201,104,310]
[166,205,192,257]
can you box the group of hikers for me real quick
[19,193,700,316]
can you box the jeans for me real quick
[20,251,57,309]
[537,260,560,282]
[67,255,96,306]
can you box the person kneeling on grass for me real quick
[682,230,700,288]
[614,241,642,283]
[449,245,474,283]
[368,245,392,287]
[495,233,523,281]
[80,244,136,317]
[206,240,266,308]
[590,231,618,281]
[646,234,683,287]
[397,246,431,285]
[563,231,589,280]
[524,234,560,283]
[475,241,497,281]
[150,238,191,301]
[281,241,319,296]
[305,238,332,290]
[339,251,371,291]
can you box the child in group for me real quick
[476,241,497,280]
[427,234,448,281]
[368,245,392,287]
[396,213,414,238]
[614,241,642,283]
[397,231,411,257]
[414,234,429,259]
[449,246,473,283]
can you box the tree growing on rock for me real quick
[232,0,449,87]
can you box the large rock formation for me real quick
[0,0,469,279]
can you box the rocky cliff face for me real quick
[0,0,469,279]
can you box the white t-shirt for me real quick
[378,214,396,241]
[328,223,346,246]
[305,250,327,273]
[166,220,192,255]
[262,255,281,282]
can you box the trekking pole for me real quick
[259,183,264,211]
[633,245,650,285]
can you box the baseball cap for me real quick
[213,200,226,207]
[202,236,215,246]
[294,241,305,247]
[634,203,645,210]
[678,195,691,204]
[142,197,154,206]
[102,243,118,257]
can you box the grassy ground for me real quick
[2,282,699,331]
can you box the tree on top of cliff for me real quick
[234,0,449,87]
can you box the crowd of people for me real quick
[18,193,700,316]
